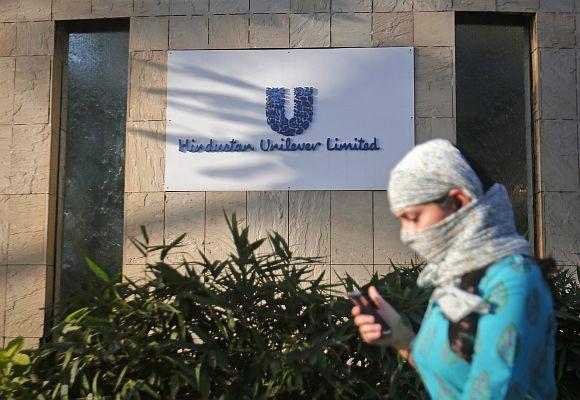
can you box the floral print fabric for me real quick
[412,255,557,400]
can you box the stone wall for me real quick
[0,0,578,348]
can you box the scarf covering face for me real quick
[388,139,531,322]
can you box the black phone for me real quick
[348,290,392,338]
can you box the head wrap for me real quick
[387,139,531,322]
[388,139,484,212]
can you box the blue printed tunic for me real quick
[411,254,557,399]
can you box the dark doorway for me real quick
[455,13,533,243]
[54,20,129,300]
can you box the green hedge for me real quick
[1,213,578,399]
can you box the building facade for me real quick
[0,0,579,348]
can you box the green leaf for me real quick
[11,353,30,366]
[61,347,73,371]
[114,365,128,391]
[199,369,210,400]
[557,349,567,382]
[85,256,110,283]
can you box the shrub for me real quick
[0,338,32,398]
[551,265,580,399]
[1,213,577,399]
[3,213,427,399]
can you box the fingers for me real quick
[351,306,361,316]
[359,323,383,343]
[354,314,375,327]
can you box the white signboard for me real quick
[165,48,414,190]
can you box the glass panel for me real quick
[455,13,532,239]
[58,23,129,298]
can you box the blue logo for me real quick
[265,87,314,136]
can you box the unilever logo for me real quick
[265,87,314,136]
[177,85,381,153]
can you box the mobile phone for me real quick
[348,290,392,338]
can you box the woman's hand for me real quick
[351,286,416,353]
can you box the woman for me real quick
[352,139,557,399]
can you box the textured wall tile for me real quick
[210,0,249,13]
[374,264,395,277]
[415,47,454,117]
[2,337,40,349]
[209,15,249,48]
[170,0,209,14]
[415,117,455,144]
[540,48,577,119]
[247,191,288,246]
[250,14,290,48]
[9,124,50,194]
[164,192,205,264]
[134,0,170,16]
[496,0,539,11]
[122,264,149,285]
[330,264,373,293]
[169,15,208,49]
[0,0,17,22]
[0,266,5,337]
[129,51,167,121]
[0,23,16,56]
[331,13,371,47]
[205,191,246,261]
[304,264,331,288]
[577,49,580,119]
[291,0,330,12]
[52,0,91,20]
[373,0,412,11]
[16,21,52,56]
[453,0,495,10]
[92,0,133,18]
[577,14,580,49]
[7,194,48,265]
[414,12,454,47]
[290,13,330,48]
[15,0,51,21]
[0,125,7,194]
[125,121,165,192]
[372,12,413,47]
[13,55,50,124]
[414,0,452,11]
[331,191,373,265]
[536,13,575,48]
[289,190,330,261]
[130,17,169,51]
[251,0,290,12]
[3,337,41,349]
[0,57,15,124]
[539,0,574,11]
[0,196,8,264]
[538,120,579,191]
[124,192,165,264]
[5,265,46,337]
[0,126,9,193]
[373,191,415,265]
[543,191,580,265]
[331,0,372,12]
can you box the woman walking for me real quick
[352,139,557,399]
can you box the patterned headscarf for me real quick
[387,139,531,322]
